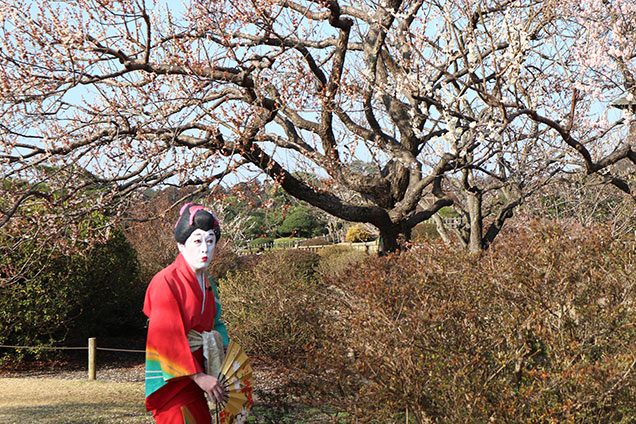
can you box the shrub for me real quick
[0,230,145,360]
[124,205,178,286]
[248,237,273,248]
[316,245,370,277]
[412,221,439,241]
[207,240,241,281]
[299,237,331,247]
[66,230,145,342]
[272,237,302,249]
[309,221,636,423]
[219,250,325,363]
[345,224,376,242]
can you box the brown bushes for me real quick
[219,249,324,362]
[221,222,636,423]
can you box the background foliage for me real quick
[220,220,636,423]
[2,183,635,423]
[219,250,324,362]
[0,229,144,361]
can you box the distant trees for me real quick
[123,182,333,271]
[528,170,636,239]
[277,206,327,238]
[212,182,331,242]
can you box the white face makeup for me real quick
[178,228,216,272]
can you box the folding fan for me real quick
[210,341,254,424]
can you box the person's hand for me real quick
[190,372,227,405]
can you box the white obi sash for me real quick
[187,329,225,378]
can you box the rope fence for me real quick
[0,344,145,353]
[0,338,145,380]
[95,346,145,353]
[0,345,88,350]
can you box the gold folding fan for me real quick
[211,341,253,424]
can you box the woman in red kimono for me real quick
[144,203,227,423]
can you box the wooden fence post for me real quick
[88,337,96,380]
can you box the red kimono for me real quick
[144,253,216,422]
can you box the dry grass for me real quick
[0,377,153,424]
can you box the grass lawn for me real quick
[0,377,345,424]
[0,377,152,424]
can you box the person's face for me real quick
[178,229,216,272]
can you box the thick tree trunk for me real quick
[378,226,400,256]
